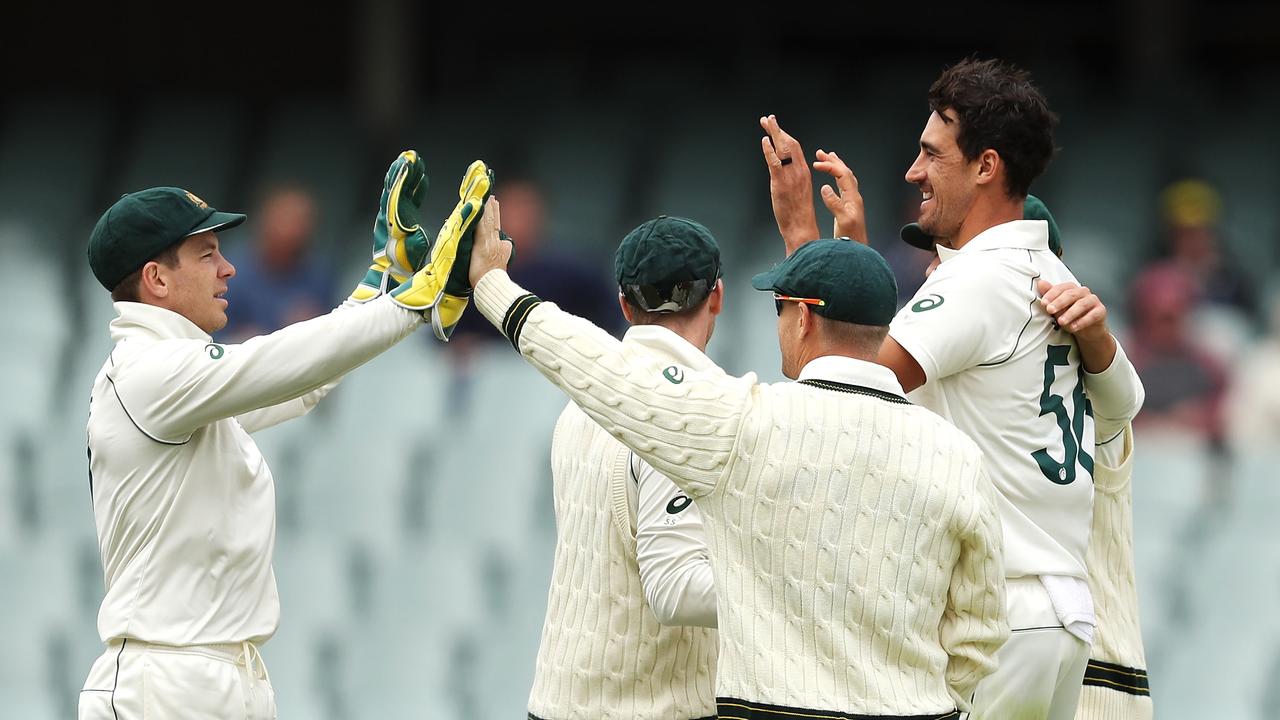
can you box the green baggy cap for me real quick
[615,215,721,313]
[88,186,246,290]
[751,238,898,326]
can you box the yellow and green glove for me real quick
[349,150,430,303]
[389,160,493,340]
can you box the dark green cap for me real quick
[751,238,898,325]
[899,193,1062,256]
[615,215,721,313]
[88,186,246,290]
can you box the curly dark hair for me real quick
[928,57,1058,198]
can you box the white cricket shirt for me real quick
[87,299,420,646]
[890,219,1096,585]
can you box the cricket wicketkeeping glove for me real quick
[389,160,493,340]
[349,150,430,303]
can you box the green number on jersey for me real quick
[1032,344,1094,485]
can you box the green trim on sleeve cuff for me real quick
[502,293,543,350]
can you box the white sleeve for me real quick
[234,379,342,434]
[633,454,718,628]
[112,298,421,442]
[472,270,756,498]
[1083,340,1145,450]
[889,258,1034,382]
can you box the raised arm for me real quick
[468,197,756,498]
[116,299,422,442]
[759,114,821,254]
[234,378,343,434]
[117,153,493,442]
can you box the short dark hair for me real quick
[928,57,1058,198]
[110,244,182,303]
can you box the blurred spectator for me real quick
[447,177,625,346]
[1226,286,1280,451]
[1156,178,1257,320]
[1126,263,1229,445]
[218,185,335,342]
[873,185,935,308]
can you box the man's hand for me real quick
[812,149,868,244]
[383,151,431,282]
[388,160,491,327]
[426,161,495,340]
[1037,279,1117,373]
[349,150,429,303]
[468,196,511,288]
[759,114,820,254]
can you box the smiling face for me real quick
[152,231,237,334]
[904,109,980,245]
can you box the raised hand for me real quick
[759,114,820,254]
[468,196,511,288]
[812,148,868,244]
[349,150,429,303]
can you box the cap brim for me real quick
[187,211,247,237]
[899,223,935,251]
[750,268,779,291]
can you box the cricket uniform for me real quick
[79,298,421,720]
[528,325,719,720]
[477,271,1008,719]
[889,220,1096,719]
[1074,345,1152,719]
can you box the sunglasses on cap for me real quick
[773,293,826,315]
[622,278,715,314]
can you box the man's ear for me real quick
[797,301,815,339]
[139,261,170,299]
[707,279,724,316]
[975,148,1002,188]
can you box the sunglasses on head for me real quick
[773,293,826,315]
[623,278,715,313]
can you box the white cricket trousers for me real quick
[967,577,1090,720]
[78,638,277,720]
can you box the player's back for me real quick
[699,374,1005,716]
[528,401,717,720]
[890,219,1096,580]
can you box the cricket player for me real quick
[78,152,490,719]
[469,198,1009,720]
[1036,282,1152,719]
[760,58,1108,718]
[527,216,723,720]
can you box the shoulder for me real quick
[907,252,1034,313]
[111,336,213,378]
[904,404,986,463]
